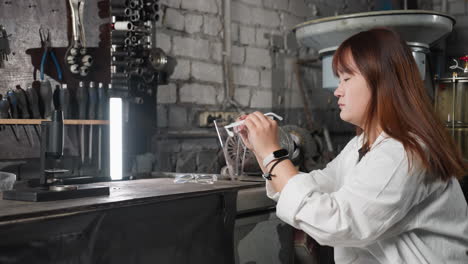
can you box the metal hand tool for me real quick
[59,84,70,119]
[0,95,6,131]
[14,85,33,146]
[15,85,30,118]
[25,86,41,139]
[77,81,88,164]
[0,25,11,68]
[53,84,59,110]
[88,81,97,162]
[6,90,18,119]
[39,27,63,81]
[39,79,53,118]
[6,89,22,142]
[97,82,107,171]
[66,0,92,76]
[27,86,41,118]
[0,95,19,141]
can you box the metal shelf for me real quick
[0,119,109,125]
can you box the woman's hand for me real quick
[236,111,282,160]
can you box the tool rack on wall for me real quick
[108,0,167,173]
[0,119,109,125]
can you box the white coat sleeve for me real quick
[275,142,424,247]
[265,136,357,201]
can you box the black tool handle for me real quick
[6,90,18,118]
[77,81,88,120]
[26,86,41,119]
[46,110,64,159]
[88,82,97,120]
[40,80,53,118]
[60,84,70,119]
[97,83,107,120]
[0,97,10,118]
[15,86,30,119]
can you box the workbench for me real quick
[0,178,264,264]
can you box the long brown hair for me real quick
[332,28,467,180]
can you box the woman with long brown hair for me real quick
[238,28,468,263]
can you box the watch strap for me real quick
[262,149,288,167]
[262,157,288,180]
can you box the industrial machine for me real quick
[435,59,468,160]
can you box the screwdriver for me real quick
[59,84,69,119]
[25,85,42,140]
[0,95,6,131]
[40,80,53,118]
[27,86,41,119]
[97,82,107,171]
[88,81,97,163]
[15,85,30,118]
[14,85,33,146]
[6,89,20,142]
[77,81,88,164]
[0,95,19,141]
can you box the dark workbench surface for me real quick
[0,178,262,223]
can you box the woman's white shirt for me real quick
[266,132,468,263]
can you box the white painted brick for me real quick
[245,47,272,68]
[192,61,223,83]
[204,15,222,36]
[160,0,181,8]
[240,26,256,45]
[260,69,272,89]
[264,0,289,10]
[448,1,467,15]
[185,13,203,34]
[250,89,272,108]
[156,31,171,52]
[231,23,239,42]
[289,0,313,18]
[171,59,190,80]
[232,45,245,64]
[173,36,210,59]
[251,8,280,27]
[157,82,177,103]
[233,66,259,86]
[157,105,167,128]
[168,106,188,128]
[164,8,184,31]
[233,87,251,107]
[256,28,271,47]
[281,13,304,31]
[210,42,222,62]
[180,83,218,104]
[240,0,262,6]
[216,88,225,103]
[182,0,218,14]
[232,1,253,24]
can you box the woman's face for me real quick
[333,53,372,128]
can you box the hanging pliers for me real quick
[40,28,63,81]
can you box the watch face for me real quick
[273,149,288,158]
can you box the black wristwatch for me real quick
[262,148,289,167]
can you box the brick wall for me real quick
[153,0,372,173]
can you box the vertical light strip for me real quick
[109,97,123,180]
